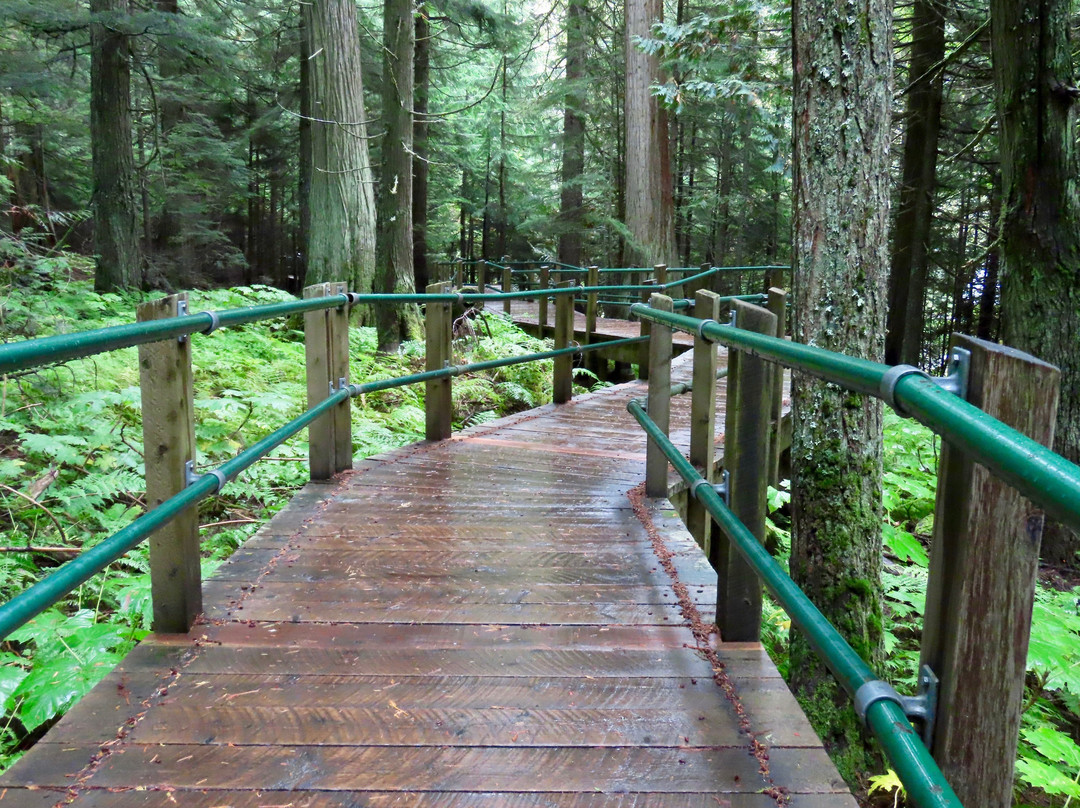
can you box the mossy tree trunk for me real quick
[305,0,377,298]
[993,0,1080,566]
[412,6,431,292]
[90,0,142,291]
[790,0,892,782]
[375,0,421,351]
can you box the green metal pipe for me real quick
[630,303,1080,531]
[626,398,963,808]
[0,295,351,376]
[0,389,349,640]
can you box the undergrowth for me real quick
[762,412,1080,806]
[0,243,557,771]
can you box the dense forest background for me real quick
[1,0,1028,371]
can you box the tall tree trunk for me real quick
[624,0,674,266]
[375,0,418,351]
[412,6,430,290]
[790,0,892,782]
[91,0,142,291]
[885,0,946,367]
[993,0,1080,565]
[305,0,377,296]
[558,0,587,268]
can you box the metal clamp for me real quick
[937,347,971,399]
[714,469,730,505]
[198,310,221,335]
[881,347,971,417]
[854,665,938,748]
[185,459,227,494]
[329,377,349,396]
[691,469,730,505]
[177,299,189,343]
[696,318,718,340]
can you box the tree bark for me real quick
[305,0,377,296]
[624,0,674,266]
[91,0,142,291]
[558,0,587,268]
[993,0,1080,565]
[790,0,892,781]
[375,0,419,351]
[885,0,946,367]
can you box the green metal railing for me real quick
[0,287,646,640]
[630,299,1080,808]
[628,395,963,808]
[630,303,1080,529]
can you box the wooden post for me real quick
[503,266,512,314]
[478,260,488,293]
[707,261,722,295]
[425,281,453,440]
[585,265,599,343]
[454,260,464,288]
[637,279,656,380]
[138,293,200,633]
[715,299,775,641]
[686,290,722,554]
[553,280,575,404]
[305,282,336,480]
[329,282,352,473]
[653,263,668,288]
[920,334,1060,808]
[766,287,787,486]
[538,264,550,337]
[645,293,674,498]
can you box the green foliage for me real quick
[0,255,557,771]
[758,411,1080,804]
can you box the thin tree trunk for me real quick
[298,5,313,287]
[375,0,419,351]
[558,0,586,268]
[91,0,142,291]
[885,0,946,367]
[790,0,892,781]
[412,6,430,290]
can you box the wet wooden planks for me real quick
[0,372,846,806]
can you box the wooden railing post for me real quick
[502,266,512,314]
[687,290,722,554]
[585,265,599,374]
[305,282,339,480]
[425,281,453,440]
[766,287,787,486]
[553,280,575,404]
[645,293,674,497]
[920,334,1060,808]
[538,264,550,337]
[454,260,464,289]
[478,260,488,293]
[637,279,656,380]
[138,293,200,633]
[653,263,667,288]
[715,299,775,641]
[329,282,352,473]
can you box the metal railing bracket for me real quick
[854,664,939,748]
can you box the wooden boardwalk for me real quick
[0,355,853,806]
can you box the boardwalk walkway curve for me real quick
[0,351,856,806]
